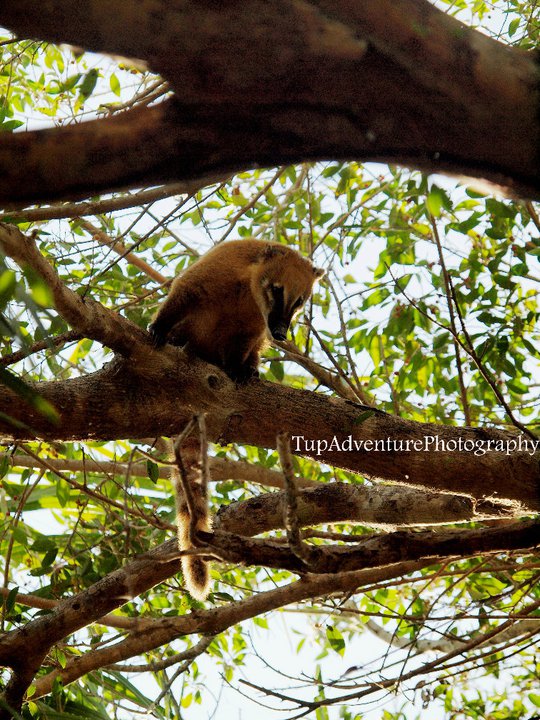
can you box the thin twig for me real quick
[218,167,286,243]
[107,634,214,673]
[429,214,471,424]
[276,431,309,565]
[309,325,371,405]
[0,331,81,367]
[198,413,210,501]
[172,417,200,544]
[276,338,371,404]
[78,219,167,284]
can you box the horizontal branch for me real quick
[6,452,318,490]
[216,483,520,533]
[0,1,538,201]
[206,518,540,575]
[0,351,537,508]
[0,176,230,220]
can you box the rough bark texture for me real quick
[0,0,538,202]
[216,484,519,533]
[0,355,538,510]
[0,10,538,708]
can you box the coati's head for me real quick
[252,244,325,341]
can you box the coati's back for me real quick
[150,239,324,381]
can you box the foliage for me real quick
[0,4,539,719]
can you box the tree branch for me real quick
[22,560,430,701]
[0,1,538,201]
[0,353,537,508]
[6,452,319,490]
[204,518,540,575]
[2,517,538,705]
[0,223,147,356]
[0,176,230,220]
[216,483,520,534]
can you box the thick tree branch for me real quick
[0,354,537,509]
[0,1,538,202]
[216,483,519,533]
[0,588,147,631]
[203,518,540,575]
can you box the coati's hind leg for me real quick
[223,338,261,383]
[149,280,195,347]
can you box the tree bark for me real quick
[1,517,537,706]
[0,354,538,510]
[0,0,538,202]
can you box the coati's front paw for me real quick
[148,322,167,348]
[227,365,260,384]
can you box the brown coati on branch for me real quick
[150,239,324,600]
[149,238,325,382]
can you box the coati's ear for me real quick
[261,244,287,260]
[313,266,326,279]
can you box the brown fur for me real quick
[171,434,212,602]
[149,239,324,381]
[172,464,211,602]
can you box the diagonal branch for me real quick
[28,560,429,701]
[3,517,538,705]
[0,222,148,356]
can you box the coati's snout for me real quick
[269,320,289,341]
[267,284,292,341]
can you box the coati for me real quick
[149,238,325,382]
[150,239,324,601]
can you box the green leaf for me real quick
[353,410,375,425]
[0,269,17,309]
[325,625,346,655]
[26,272,54,307]
[269,359,284,381]
[508,17,521,37]
[496,335,509,355]
[41,546,58,568]
[79,68,99,99]
[0,119,24,132]
[109,73,121,96]
[4,585,19,613]
[0,452,10,479]
[426,186,451,217]
[146,460,159,484]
